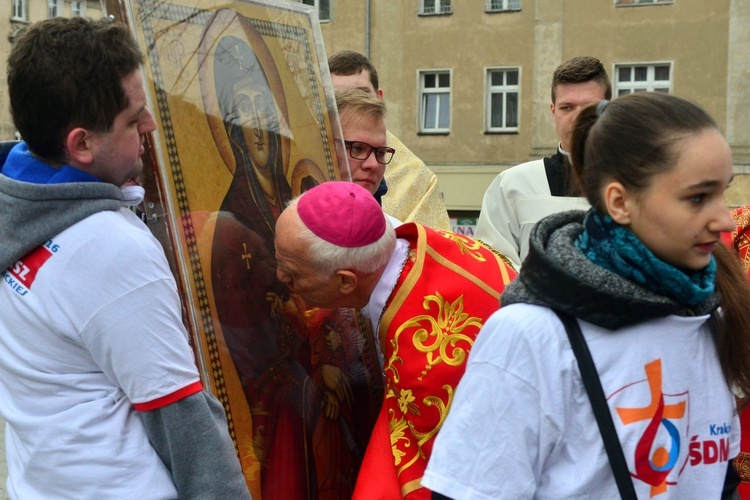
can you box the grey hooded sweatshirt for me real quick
[0,141,251,499]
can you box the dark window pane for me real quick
[424,73,436,88]
[634,66,648,81]
[491,71,504,86]
[618,67,631,82]
[654,65,670,81]
[506,70,519,86]
[490,93,504,128]
[618,89,631,96]
[507,92,518,127]
[438,73,450,88]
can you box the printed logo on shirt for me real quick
[2,240,58,296]
[613,359,688,497]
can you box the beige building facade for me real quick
[315,0,750,210]
[1,0,748,209]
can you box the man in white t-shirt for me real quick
[0,18,250,498]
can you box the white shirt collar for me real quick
[361,238,409,369]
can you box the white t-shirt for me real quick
[423,303,739,499]
[0,208,202,499]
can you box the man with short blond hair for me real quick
[334,88,393,199]
[329,50,452,231]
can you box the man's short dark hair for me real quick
[328,50,379,92]
[7,17,144,163]
[551,56,612,103]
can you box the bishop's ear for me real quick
[603,181,634,225]
[336,270,358,295]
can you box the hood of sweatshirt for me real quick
[0,141,123,271]
[501,210,720,330]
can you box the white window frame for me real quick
[12,0,28,21]
[72,0,87,17]
[485,67,520,133]
[614,62,672,96]
[48,0,61,17]
[485,0,521,12]
[615,0,673,6]
[300,0,331,22]
[420,0,452,15]
[419,70,451,134]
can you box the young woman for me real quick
[422,92,750,499]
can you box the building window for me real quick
[615,0,673,5]
[419,71,451,133]
[486,68,520,132]
[615,63,671,96]
[300,0,331,21]
[12,0,28,20]
[71,0,87,16]
[420,0,452,15]
[485,0,521,12]
[48,0,61,17]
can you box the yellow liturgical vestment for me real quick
[382,132,452,231]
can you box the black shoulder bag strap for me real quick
[554,309,638,500]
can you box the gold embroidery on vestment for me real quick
[441,232,487,262]
[390,292,480,381]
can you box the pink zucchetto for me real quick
[297,181,386,248]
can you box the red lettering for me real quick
[720,438,729,462]
[703,440,719,464]
[689,435,701,466]
[8,246,53,288]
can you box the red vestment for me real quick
[723,206,750,497]
[353,223,517,499]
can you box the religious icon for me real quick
[105,1,382,498]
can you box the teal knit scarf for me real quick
[576,209,716,306]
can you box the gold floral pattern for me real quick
[407,386,453,455]
[389,292,481,382]
[441,232,487,262]
[398,388,419,415]
[735,451,750,484]
[389,415,410,466]
[730,206,750,273]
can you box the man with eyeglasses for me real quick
[334,88,395,207]
[329,50,452,231]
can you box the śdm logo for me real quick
[616,359,686,497]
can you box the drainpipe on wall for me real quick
[365,0,371,59]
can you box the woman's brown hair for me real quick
[571,92,750,406]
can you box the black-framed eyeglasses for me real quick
[344,140,396,165]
